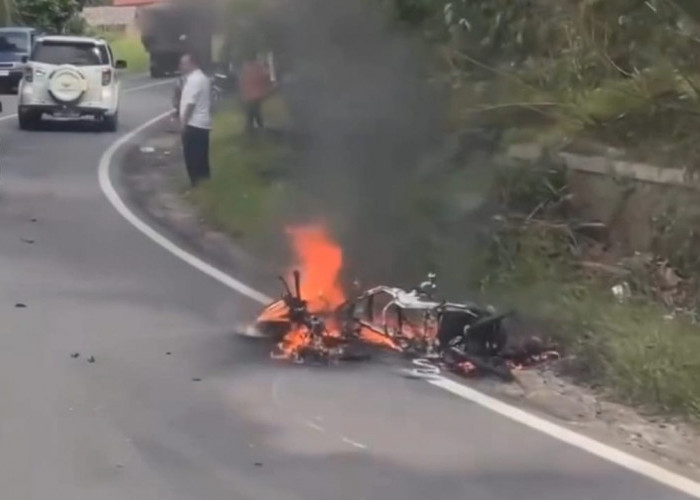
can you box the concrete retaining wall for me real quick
[505,143,700,252]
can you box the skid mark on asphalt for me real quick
[100,112,700,499]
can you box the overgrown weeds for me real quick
[385,0,700,169]
[478,162,700,419]
[189,96,297,259]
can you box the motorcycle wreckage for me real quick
[253,271,515,377]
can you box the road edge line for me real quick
[430,377,700,497]
[98,112,700,499]
[97,111,272,304]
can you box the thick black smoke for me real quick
[269,0,453,287]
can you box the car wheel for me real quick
[18,109,40,130]
[103,112,118,132]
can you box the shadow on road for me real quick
[27,118,109,134]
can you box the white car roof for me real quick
[37,35,106,45]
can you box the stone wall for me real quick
[506,144,700,252]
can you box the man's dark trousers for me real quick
[182,125,210,187]
[245,99,264,134]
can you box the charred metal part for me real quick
[343,273,510,359]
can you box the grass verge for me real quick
[486,260,700,420]
[188,96,292,250]
[108,35,149,74]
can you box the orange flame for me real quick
[269,224,347,360]
[359,324,401,351]
[285,224,345,313]
[264,224,408,359]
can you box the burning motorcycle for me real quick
[254,270,511,371]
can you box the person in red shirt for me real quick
[239,53,272,135]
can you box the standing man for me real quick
[239,52,272,135]
[175,52,212,187]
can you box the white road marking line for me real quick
[123,79,174,93]
[98,111,272,304]
[431,377,700,497]
[304,420,326,433]
[341,437,368,450]
[99,113,700,499]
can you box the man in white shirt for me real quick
[175,52,212,187]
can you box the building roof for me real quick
[82,6,136,26]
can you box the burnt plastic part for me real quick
[437,309,510,357]
[464,312,509,357]
[444,347,514,382]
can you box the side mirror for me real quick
[0,101,3,113]
[115,60,127,69]
[21,55,28,63]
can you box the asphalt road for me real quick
[0,74,697,500]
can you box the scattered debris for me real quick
[254,462,263,467]
[191,377,202,382]
[15,303,27,308]
[139,146,156,154]
[30,218,37,222]
[611,282,632,302]
[166,352,172,356]
[87,356,96,364]
[70,352,80,359]
[20,238,35,244]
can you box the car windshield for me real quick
[0,31,29,53]
[32,42,106,66]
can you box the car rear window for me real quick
[0,31,29,53]
[31,42,107,66]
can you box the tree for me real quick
[15,0,81,33]
[0,0,16,24]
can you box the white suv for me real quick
[18,36,126,131]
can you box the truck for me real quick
[135,0,214,78]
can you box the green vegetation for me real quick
[189,97,292,244]
[478,163,700,418]
[380,0,700,169]
[14,0,81,33]
[108,35,149,74]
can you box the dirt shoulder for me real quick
[116,126,279,298]
[118,124,700,482]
